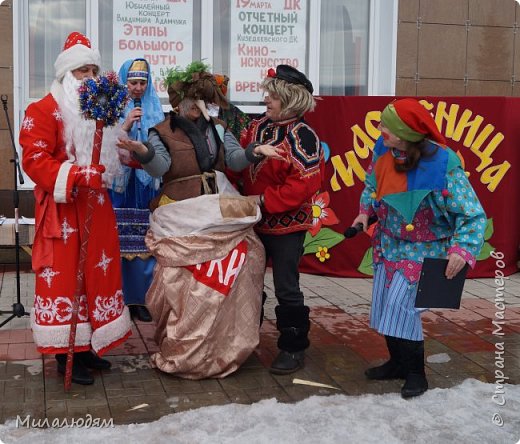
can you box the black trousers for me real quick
[258,230,306,307]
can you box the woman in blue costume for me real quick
[352,98,486,398]
[109,58,165,322]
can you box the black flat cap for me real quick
[273,64,313,94]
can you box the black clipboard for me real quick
[415,258,469,309]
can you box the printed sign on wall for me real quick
[230,0,308,103]
[113,0,194,98]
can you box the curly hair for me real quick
[261,77,316,119]
[394,139,439,172]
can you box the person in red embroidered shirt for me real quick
[19,32,132,385]
[240,65,325,374]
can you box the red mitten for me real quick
[73,164,106,189]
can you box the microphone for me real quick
[133,98,142,132]
[344,215,378,238]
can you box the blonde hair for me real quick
[261,77,316,119]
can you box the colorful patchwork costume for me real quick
[359,98,486,398]
[361,136,487,339]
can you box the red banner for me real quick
[299,96,520,278]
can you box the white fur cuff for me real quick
[54,161,74,203]
[90,306,132,354]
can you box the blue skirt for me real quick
[369,263,424,340]
[121,256,156,305]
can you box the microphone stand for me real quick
[0,94,30,327]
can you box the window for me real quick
[27,0,86,99]
[319,0,370,95]
[14,0,397,187]
[20,0,394,105]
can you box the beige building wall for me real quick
[0,0,14,191]
[396,0,520,96]
[0,0,33,223]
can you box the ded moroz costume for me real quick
[19,32,132,385]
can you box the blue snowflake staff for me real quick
[64,72,128,391]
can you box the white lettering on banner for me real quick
[223,249,246,286]
[230,1,307,102]
[188,241,248,296]
[113,0,194,100]
[196,249,246,286]
[198,258,223,284]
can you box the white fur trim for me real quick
[54,45,101,81]
[99,124,125,187]
[54,161,74,203]
[50,77,124,187]
[30,309,92,349]
[50,80,63,103]
[90,306,132,353]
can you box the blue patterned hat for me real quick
[127,59,148,81]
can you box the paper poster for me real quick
[113,0,194,99]
[230,0,308,102]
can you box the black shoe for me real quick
[55,354,94,385]
[401,373,428,398]
[269,350,305,375]
[129,305,152,322]
[365,360,405,380]
[76,351,112,370]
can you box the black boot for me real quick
[270,305,310,375]
[365,336,405,380]
[55,353,94,385]
[76,350,112,370]
[129,305,152,322]
[259,291,268,327]
[398,339,428,398]
[270,350,305,375]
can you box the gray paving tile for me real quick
[0,268,518,424]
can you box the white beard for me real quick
[50,71,123,188]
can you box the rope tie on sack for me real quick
[169,171,217,195]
